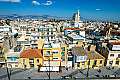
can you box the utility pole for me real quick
[87,59,90,78]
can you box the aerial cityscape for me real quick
[0,0,120,80]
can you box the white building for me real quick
[106,41,120,67]
[6,49,20,68]
[38,25,56,41]
[0,25,11,32]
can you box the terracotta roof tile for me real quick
[64,28,80,30]
[110,42,120,45]
[20,49,43,58]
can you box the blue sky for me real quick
[0,0,120,20]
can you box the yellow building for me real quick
[73,45,105,69]
[37,39,44,49]
[19,49,43,68]
[42,43,62,67]
[60,43,68,67]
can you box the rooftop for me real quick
[20,49,43,58]
[87,51,105,60]
[64,28,80,30]
[109,42,120,45]
[43,43,60,48]
[72,47,86,56]
[71,35,84,40]
[72,47,105,60]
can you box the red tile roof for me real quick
[110,42,120,45]
[111,31,120,35]
[64,28,80,30]
[20,49,43,58]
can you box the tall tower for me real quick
[73,10,80,22]
[73,10,80,27]
[76,10,80,23]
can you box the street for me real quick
[0,67,120,80]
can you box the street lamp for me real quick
[5,59,11,80]
[87,59,90,78]
[44,57,51,80]
[9,64,12,76]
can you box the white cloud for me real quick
[32,0,40,5]
[96,9,102,11]
[10,0,20,2]
[0,0,20,2]
[42,0,52,6]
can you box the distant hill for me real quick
[0,14,119,22]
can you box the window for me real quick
[41,36,43,39]
[15,65,18,67]
[23,59,25,64]
[51,32,53,34]
[77,62,80,67]
[61,52,65,56]
[29,59,34,64]
[61,57,65,61]
[37,59,39,63]
[68,57,73,61]
[47,29,49,32]
[53,58,58,60]
[110,54,114,57]
[116,61,119,65]
[51,36,53,39]
[94,60,97,65]
[52,51,58,54]
[118,54,120,58]
[46,51,50,55]
[100,60,102,64]
[81,62,85,65]
[109,61,113,65]
[61,47,65,51]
